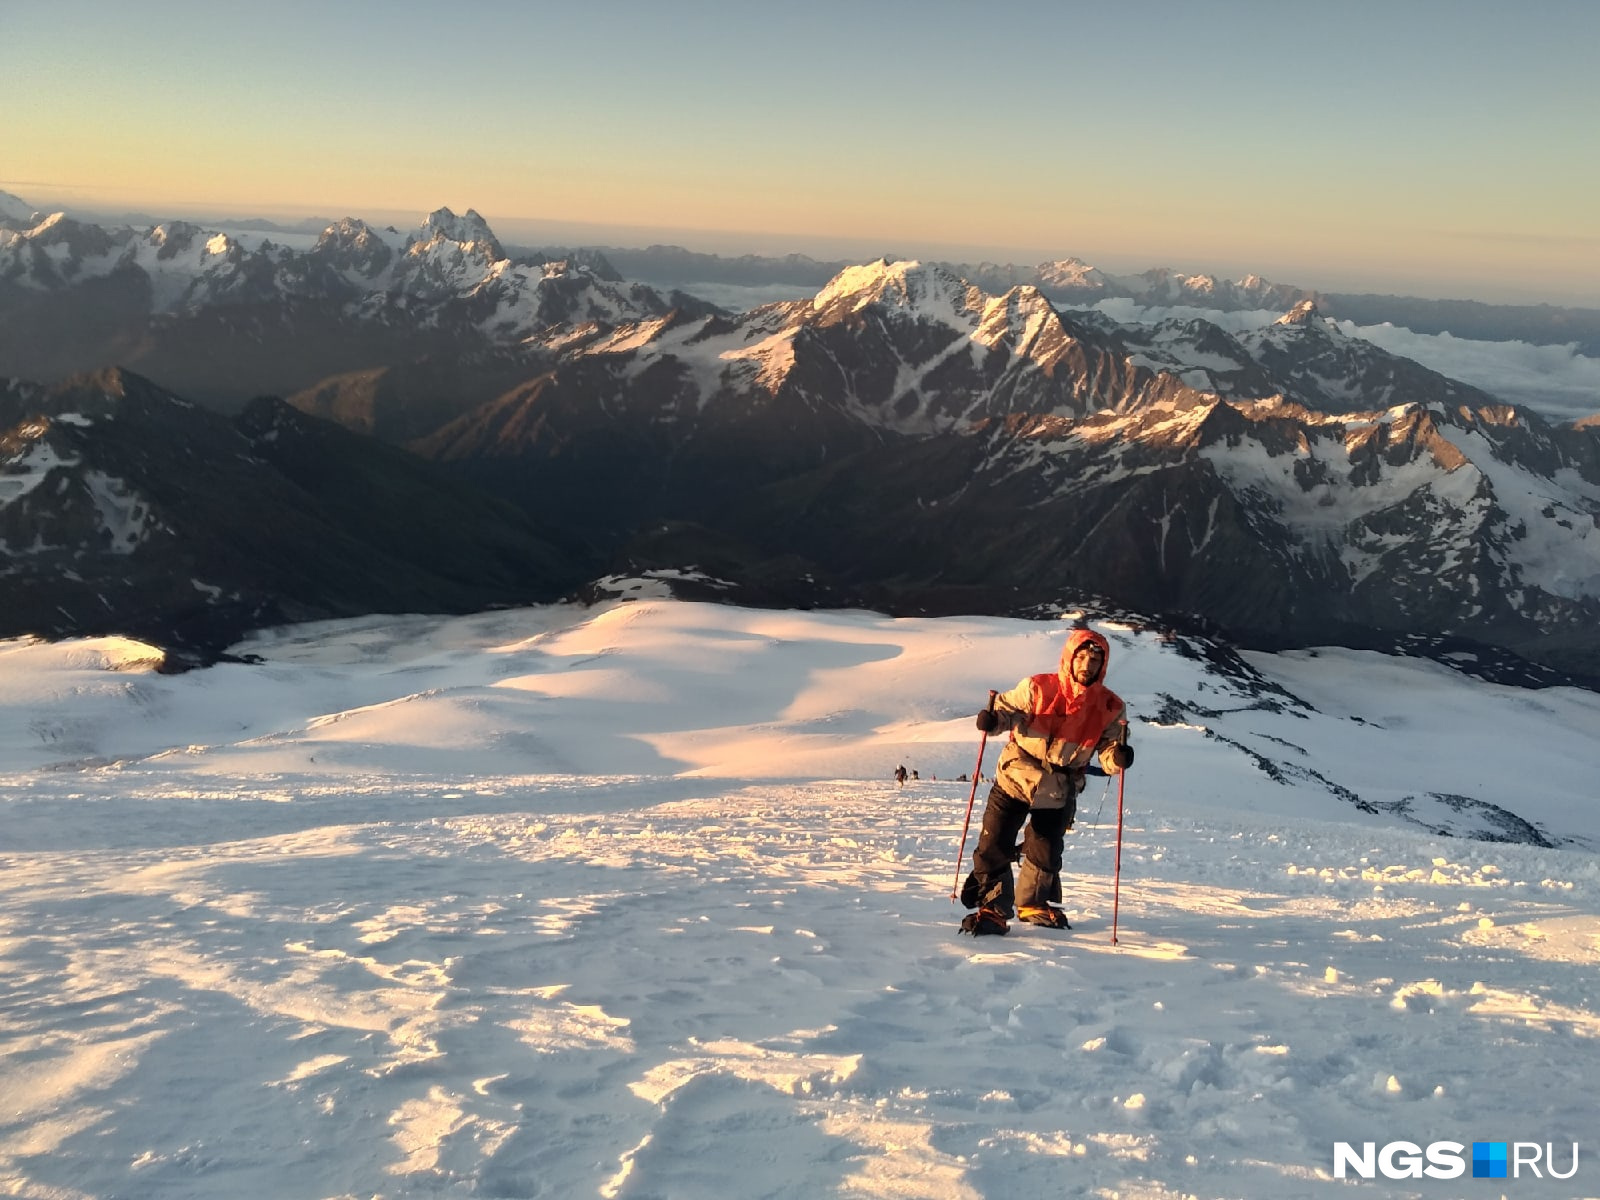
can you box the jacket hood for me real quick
[1058,627,1110,696]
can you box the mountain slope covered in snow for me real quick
[2,598,1597,1199]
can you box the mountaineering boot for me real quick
[960,873,1009,913]
[959,907,1009,937]
[1017,905,1071,929]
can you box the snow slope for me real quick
[2,599,1598,1199]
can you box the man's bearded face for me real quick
[1070,643,1104,685]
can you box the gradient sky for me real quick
[4,0,1597,305]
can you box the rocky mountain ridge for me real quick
[521,239,1600,355]
[0,369,591,661]
[390,259,1600,686]
[4,204,1599,683]
[0,205,706,410]
[7,199,1598,413]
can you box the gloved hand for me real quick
[975,709,999,733]
[1111,743,1134,770]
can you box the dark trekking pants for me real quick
[962,782,1072,917]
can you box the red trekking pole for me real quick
[1111,723,1129,945]
[950,690,997,902]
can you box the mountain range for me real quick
[7,193,1599,406]
[3,200,1599,684]
[0,203,723,411]
[0,369,590,663]
[534,242,1600,357]
[398,258,1600,685]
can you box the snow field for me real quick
[2,598,1598,1198]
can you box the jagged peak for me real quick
[319,216,378,241]
[1276,299,1324,326]
[1137,266,1183,286]
[973,284,1072,353]
[1035,257,1110,288]
[1005,282,1057,308]
[525,258,633,295]
[419,206,503,254]
[155,221,245,261]
[527,247,622,282]
[1265,300,1348,343]
[147,220,206,244]
[815,257,916,299]
[19,211,78,239]
[313,217,408,267]
[1131,266,1305,307]
[983,283,1060,323]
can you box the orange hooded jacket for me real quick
[990,627,1128,807]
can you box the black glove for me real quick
[975,709,999,733]
[1111,743,1134,770]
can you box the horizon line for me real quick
[6,189,1597,312]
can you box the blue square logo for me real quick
[1473,1142,1508,1179]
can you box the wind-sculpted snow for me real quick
[1,599,1597,1198]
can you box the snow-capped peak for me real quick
[1035,257,1110,289]
[148,221,196,247]
[814,258,918,309]
[313,218,404,280]
[316,217,382,249]
[812,259,981,327]
[22,211,71,239]
[418,207,503,257]
[1271,300,1344,340]
[144,221,238,263]
[1276,299,1324,326]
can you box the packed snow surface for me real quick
[2,598,1598,1199]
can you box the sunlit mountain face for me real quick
[3,210,1598,685]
